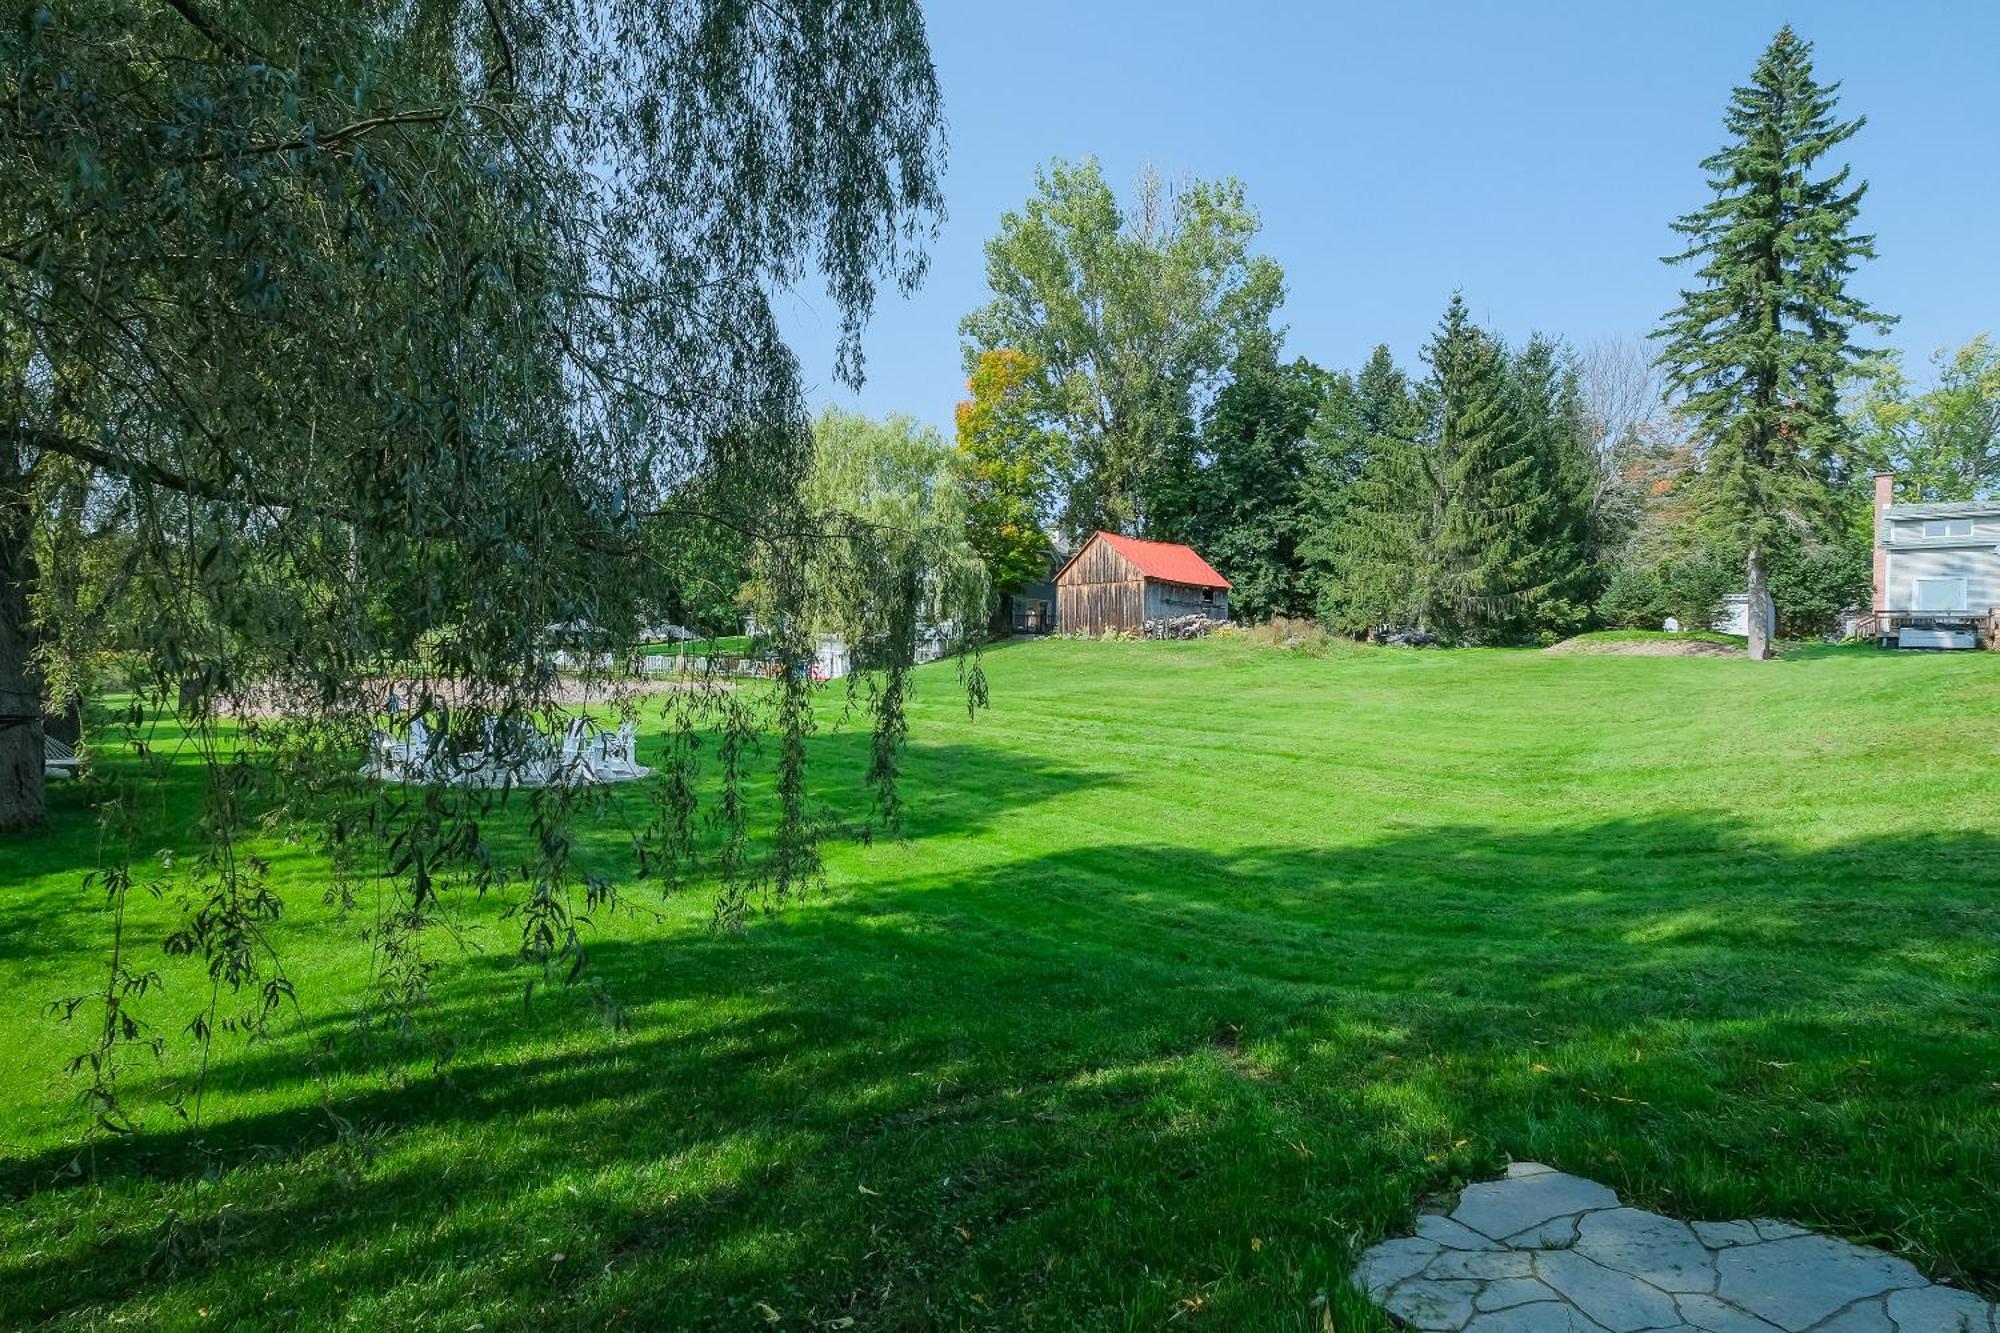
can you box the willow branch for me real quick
[12,425,345,520]
[161,0,263,62]
[480,0,517,90]
[179,108,456,165]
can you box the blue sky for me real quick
[779,1,2000,433]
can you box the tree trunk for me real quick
[0,445,45,834]
[1744,543,1774,662]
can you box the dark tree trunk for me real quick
[1745,544,1774,662]
[1,445,45,834]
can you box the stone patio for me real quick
[1351,1163,1995,1331]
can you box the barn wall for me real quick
[1058,580,1144,634]
[1056,536,1145,635]
[1144,581,1229,622]
[1063,536,1137,585]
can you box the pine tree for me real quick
[1654,26,1893,659]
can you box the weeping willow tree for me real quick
[780,408,988,826]
[2,1,958,1135]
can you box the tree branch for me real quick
[480,0,517,90]
[180,109,456,165]
[11,425,344,521]
[161,0,263,63]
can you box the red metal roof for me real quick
[1078,531,1231,589]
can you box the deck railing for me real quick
[1854,610,2000,648]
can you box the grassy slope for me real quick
[3,638,1998,1329]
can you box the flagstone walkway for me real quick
[1351,1163,1995,1332]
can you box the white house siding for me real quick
[1143,581,1229,621]
[1883,545,2000,612]
[1890,515,2000,543]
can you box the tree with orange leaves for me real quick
[955,349,1065,601]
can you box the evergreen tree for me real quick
[1313,344,1422,494]
[1654,26,1894,659]
[1309,346,1434,633]
[1178,344,1325,620]
[1508,336,1603,633]
[1319,301,1587,643]
[1430,296,1551,643]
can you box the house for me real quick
[1005,580,1057,634]
[991,544,1062,637]
[1054,531,1230,636]
[1869,471,2000,648]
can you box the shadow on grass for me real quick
[3,811,1997,1327]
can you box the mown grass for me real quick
[3,637,1998,1329]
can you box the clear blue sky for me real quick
[779,0,1999,433]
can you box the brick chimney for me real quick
[1871,472,1895,613]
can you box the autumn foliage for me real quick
[955,349,1064,599]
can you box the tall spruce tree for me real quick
[1309,346,1434,633]
[1429,296,1553,643]
[1654,26,1893,659]
[1509,336,1603,633]
[1319,300,1586,643]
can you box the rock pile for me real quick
[1144,615,1222,640]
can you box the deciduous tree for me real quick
[1851,337,2000,501]
[959,160,1283,538]
[955,349,1062,604]
[2,0,946,1133]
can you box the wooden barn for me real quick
[1054,531,1231,636]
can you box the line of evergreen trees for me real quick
[959,27,1991,648]
[1148,294,1614,645]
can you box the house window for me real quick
[1922,518,1975,538]
[1202,589,1214,603]
[1912,577,1969,612]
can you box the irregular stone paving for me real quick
[1351,1162,1997,1332]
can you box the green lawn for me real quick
[4,638,1998,1329]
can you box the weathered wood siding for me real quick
[1056,536,1145,635]
[1144,581,1229,622]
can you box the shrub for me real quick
[1238,616,1346,655]
[1600,544,1737,632]
[1771,540,1870,638]
[1595,565,1671,629]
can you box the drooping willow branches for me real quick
[2,0,971,1140]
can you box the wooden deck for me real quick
[1853,609,2000,648]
